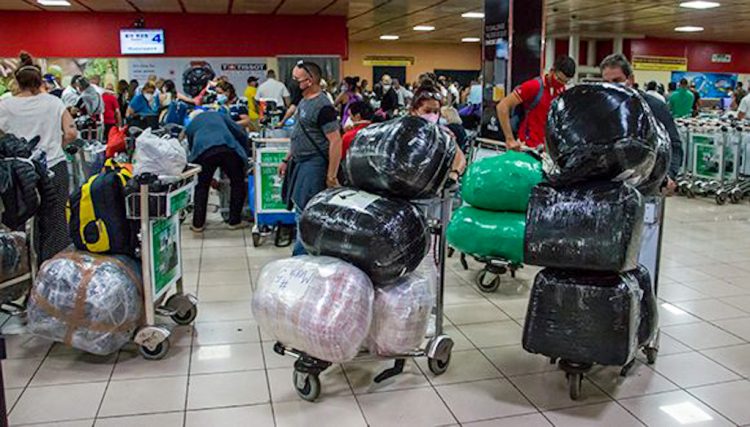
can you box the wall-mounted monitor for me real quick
[120,29,165,55]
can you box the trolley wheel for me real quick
[139,339,170,361]
[730,189,743,204]
[644,347,658,365]
[428,353,451,376]
[475,269,500,293]
[165,294,198,326]
[447,247,455,258]
[292,370,321,402]
[252,231,263,247]
[567,373,583,400]
[716,192,728,205]
[221,211,230,223]
[685,187,696,199]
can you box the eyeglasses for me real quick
[415,90,443,102]
[296,60,313,79]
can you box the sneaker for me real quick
[227,222,249,230]
[190,225,205,233]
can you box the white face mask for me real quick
[144,93,154,102]
[382,85,392,92]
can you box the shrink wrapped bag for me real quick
[447,206,525,263]
[300,187,429,283]
[524,182,645,272]
[367,259,437,356]
[0,232,29,283]
[628,265,659,346]
[522,268,642,366]
[546,84,658,186]
[637,122,672,196]
[461,151,543,212]
[343,116,456,199]
[27,251,143,356]
[252,256,374,363]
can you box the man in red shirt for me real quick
[496,56,576,151]
[102,83,122,140]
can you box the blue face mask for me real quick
[217,94,228,105]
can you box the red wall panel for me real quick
[631,37,750,73]
[0,11,348,58]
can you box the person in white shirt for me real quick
[61,75,82,107]
[393,79,413,107]
[89,74,105,96]
[645,81,666,103]
[0,53,77,261]
[255,70,291,108]
[737,92,750,120]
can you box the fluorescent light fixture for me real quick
[675,26,704,32]
[380,35,399,40]
[413,25,436,31]
[462,37,481,43]
[660,402,713,424]
[37,0,71,5]
[661,303,687,315]
[680,1,720,9]
[461,11,485,18]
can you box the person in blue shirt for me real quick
[126,81,160,129]
[215,81,250,129]
[185,110,250,232]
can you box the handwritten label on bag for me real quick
[274,266,314,303]
[328,190,380,213]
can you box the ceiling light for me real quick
[37,0,71,5]
[462,37,481,43]
[461,12,485,19]
[675,26,704,32]
[380,35,399,40]
[680,1,720,9]
[413,25,435,31]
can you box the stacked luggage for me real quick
[252,116,457,401]
[522,84,664,400]
[447,151,542,291]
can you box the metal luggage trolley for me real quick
[449,137,532,293]
[249,137,295,247]
[125,165,202,360]
[65,139,106,193]
[683,126,742,204]
[273,189,456,402]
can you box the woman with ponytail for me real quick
[0,52,77,261]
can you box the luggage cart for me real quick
[125,165,202,360]
[450,137,534,293]
[249,138,295,248]
[65,139,106,193]
[272,189,455,402]
[558,195,665,400]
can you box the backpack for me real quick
[68,161,137,256]
[510,77,544,138]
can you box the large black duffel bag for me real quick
[637,123,671,196]
[524,182,645,272]
[546,83,658,186]
[342,116,456,200]
[522,268,641,367]
[628,265,658,347]
[300,187,429,283]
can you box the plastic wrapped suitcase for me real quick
[524,182,645,272]
[447,206,525,263]
[460,151,542,212]
[522,268,642,366]
[0,231,29,283]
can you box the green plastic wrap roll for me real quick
[447,206,526,263]
[461,151,542,212]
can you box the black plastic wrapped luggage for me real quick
[522,268,642,366]
[637,124,671,196]
[524,182,645,272]
[628,265,658,346]
[342,116,457,199]
[300,187,429,284]
[546,84,658,186]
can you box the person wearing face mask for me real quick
[335,76,363,128]
[378,74,399,118]
[278,60,343,256]
[216,81,250,129]
[600,53,682,194]
[409,81,467,182]
[496,55,576,151]
[126,81,160,129]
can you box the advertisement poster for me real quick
[256,149,288,212]
[150,216,182,298]
[128,57,267,94]
[671,71,737,99]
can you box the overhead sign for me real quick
[632,55,688,72]
[712,53,732,63]
[120,29,165,55]
[363,56,415,66]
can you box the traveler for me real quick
[278,60,343,256]
[101,83,122,138]
[378,74,399,118]
[335,76,362,128]
[160,80,177,106]
[668,78,695,118]
[690,83,701,116]
[89,75,105,96]
[61,75,81,108]
[75,77,103,118]
[0,52,77,261]
[43,74,63,98]
[341,100,374,157]
[393,79,414,108]
[733,82,747,110]
[256,70,291,108]
[126,82,160,129]
[496,55,576,151]
[600,53,683,193]
[216,81,250,128]
[441,106,469,152]
[665,82,677,103]
[243,76,260,129]
[736,92,750,120]
[116,79,130,113]
[645,81,666,103]
[185,111,249,232]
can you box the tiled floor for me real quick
[4,196,750,426]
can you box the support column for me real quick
[587,39,597,67]
[568,34,580,83]
[545,36,556,71]
[613,36,624,54]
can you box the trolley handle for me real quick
[154,164,203,184]
[475,137,543,160]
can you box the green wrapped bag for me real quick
[447,206,525,263]
[461,151,542,212]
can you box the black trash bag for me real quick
[300,187,429,283]
[637,122,671,196]
[182,64,215,98]
[627,265,658,347]
[522,268,642,367]
[524,182,645,272]
[343,116,456,199]
[546,83,658,186]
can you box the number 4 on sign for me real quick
[152,34,162,43]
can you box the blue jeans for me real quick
[292,205,307,256]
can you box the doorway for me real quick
[373,66,407,85]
